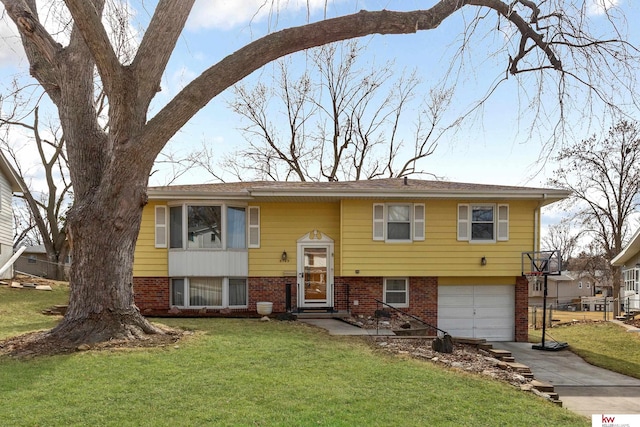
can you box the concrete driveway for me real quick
[493,341,640,417]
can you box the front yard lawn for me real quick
[0,283,587,426]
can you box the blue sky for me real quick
[1,0,638,196]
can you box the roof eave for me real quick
[248,189,570,202]
[611,228,640,266]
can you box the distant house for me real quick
[0,152,22,280]
[14,245,71,278]
[132,178,569,342]
[611,228,640,312]
[528,271,595,309]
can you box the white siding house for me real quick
[0,152,22,279]
[611,228,640,313]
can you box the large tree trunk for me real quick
[49,163,162,345]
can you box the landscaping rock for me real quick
[432,334,454,353]
[276,313,297,321]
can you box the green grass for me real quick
[0,284,588,426]
[0,281,69,340]
[530,322,640,379]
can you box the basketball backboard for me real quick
[521,250,561,276]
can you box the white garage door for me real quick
[438,285,515,341]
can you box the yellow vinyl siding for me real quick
[133,201,168,277]
[249,201,340,277]
[340,199,537,277]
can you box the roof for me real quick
[147,178,570,205]
[19,244,46,254]
[0,151,23,193]
[611,227,640,266]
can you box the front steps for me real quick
[484,345,562,406]
[294,310,350,319]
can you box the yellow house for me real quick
[133,178,569,341]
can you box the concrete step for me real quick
[452,337,487,346]
[501,356,516,363]
[531,380,554,393]
[505,362,532,373]
[488,349,512,359]
[295,310,350,319]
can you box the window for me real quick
[373,203,425,242]
[388,205,411,240]
[188,206,222,249]
[471,205,494,240]
[458,204,509,242]
[169,206,183,249]
[227,207,246,249]
[28,255,37,264]
[171,277,248,308]
[169,204,249,250]
[384,278,409,308]
[624,268,639,294]
[533,279,543,293]
[229,278,248,306]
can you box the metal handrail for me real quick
[373,299,448,335]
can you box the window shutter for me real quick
[373,204,385,241]
[413,204,425,241]
[457,204,469,241]
[248,206,260,248]
[155,206,167,248]
[497,204,509,241]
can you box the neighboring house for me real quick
[132,178,569,342]
[528,271,594,309]
[611,228,640,312]
[14,244,71,278]
[0,152,22,280]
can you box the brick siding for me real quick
[515,275,529,342]
[133,275,525,343]
[133,277,170,312]
[335,276,438,325]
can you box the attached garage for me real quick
[438,285,515,341]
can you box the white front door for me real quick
[297,231,334,309]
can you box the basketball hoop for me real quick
[522,250,568,351]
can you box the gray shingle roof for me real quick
[148,177,570,205]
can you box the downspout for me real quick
[533,193,548,253]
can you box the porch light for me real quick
[481,256,487,266]
[281,250,289,262]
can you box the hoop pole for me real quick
[541,274,548,348]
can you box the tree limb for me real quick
[131,0,195,111]
[64,0,121,95]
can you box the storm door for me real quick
[302,246,329,306]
